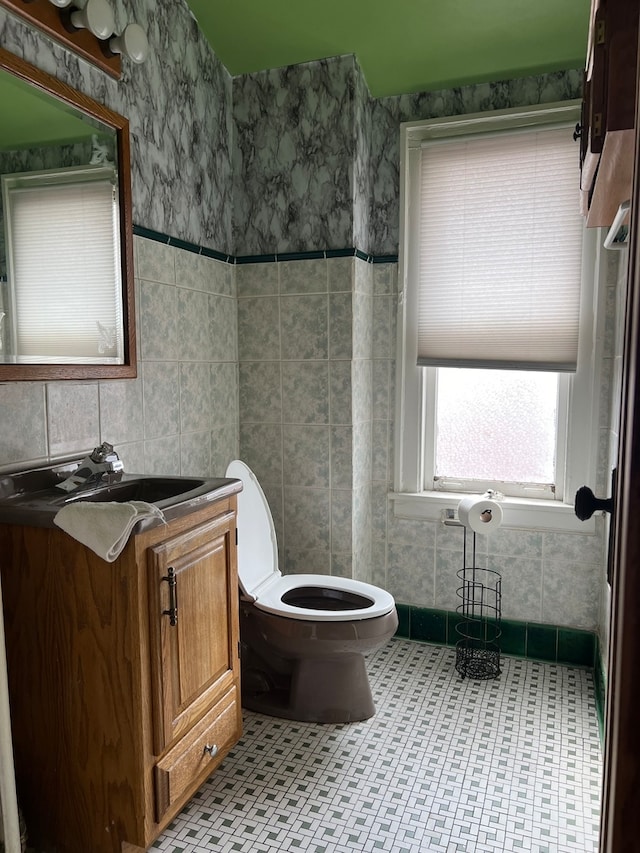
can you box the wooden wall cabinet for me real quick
[580,0,639,228]
[0,496,241,853]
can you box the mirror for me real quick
[0,47,135,381]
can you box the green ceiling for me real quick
[186,0,591,97]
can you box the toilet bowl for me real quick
[226,460,398,723]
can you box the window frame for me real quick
[393,101,604,533]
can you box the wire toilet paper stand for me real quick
[455,528,502,679]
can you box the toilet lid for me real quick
[226,459,280,599]
[226,460,397,622]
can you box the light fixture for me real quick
[109,22,149,64]
[45,0,149,68]
[70,0,115,40]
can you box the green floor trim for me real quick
[594,640,606,743]
[394,604,597,668]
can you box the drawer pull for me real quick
[203,743,218,758]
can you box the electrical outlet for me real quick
[442,507,459,523]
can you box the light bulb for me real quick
[109,23,149,64]
[48,0,73,7]
[70,0,115,40]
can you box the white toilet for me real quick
[226,459,398,723]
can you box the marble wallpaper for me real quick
[353,58,373,255]
[232,62,582,257]
[232,56,359,256]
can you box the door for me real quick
[599,48,640,852]
[147,510,239,755]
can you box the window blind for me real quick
[416,124,584,372]
[6,172,122,360]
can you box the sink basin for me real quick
[0,461,243,529]
[63,477,207,505]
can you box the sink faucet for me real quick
[56,442,124,493]
[76,442,124,486]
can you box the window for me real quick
[1,165,123,363]
[394,102,604,531]
[431,367,562,499]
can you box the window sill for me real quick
[390,490,596,534]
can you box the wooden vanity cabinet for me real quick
[0,495,241,853]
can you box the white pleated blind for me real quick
[5,169,122,360]
[416,125,584,371]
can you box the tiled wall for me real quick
[368,257,616,634]
[235,243,615,637]
[236,254,375,581]
[0,236,239,476]
[237,245,615,631]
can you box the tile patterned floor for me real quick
[152,639,602,853]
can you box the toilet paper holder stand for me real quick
[455,528,502,681]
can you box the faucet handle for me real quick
[89,442,124,473]
[90,441,115,463]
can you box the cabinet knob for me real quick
[203,743,218,758]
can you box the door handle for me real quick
[575,470,617,586]
[574,485,614,521]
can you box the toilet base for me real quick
[242,653,375,723]
[239,601,398,724]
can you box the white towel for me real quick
[54,500,166,562]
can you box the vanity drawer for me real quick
[154,687,240,821]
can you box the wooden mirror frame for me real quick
[0,47,136,381]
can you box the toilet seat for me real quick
[254,572,395,621]
[226,460,395,622]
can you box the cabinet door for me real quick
[147,511,239,753]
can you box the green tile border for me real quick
[499,619,527,657]
[395,603,410,637]
[527,623,558,662]
[594,642,606,742]
[558,627,596,667]
[412,608,447,644]
[132,225,398,266]
[394,605,598,668]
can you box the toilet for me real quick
[226,460,398,723]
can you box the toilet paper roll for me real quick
[457,495,503,534]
